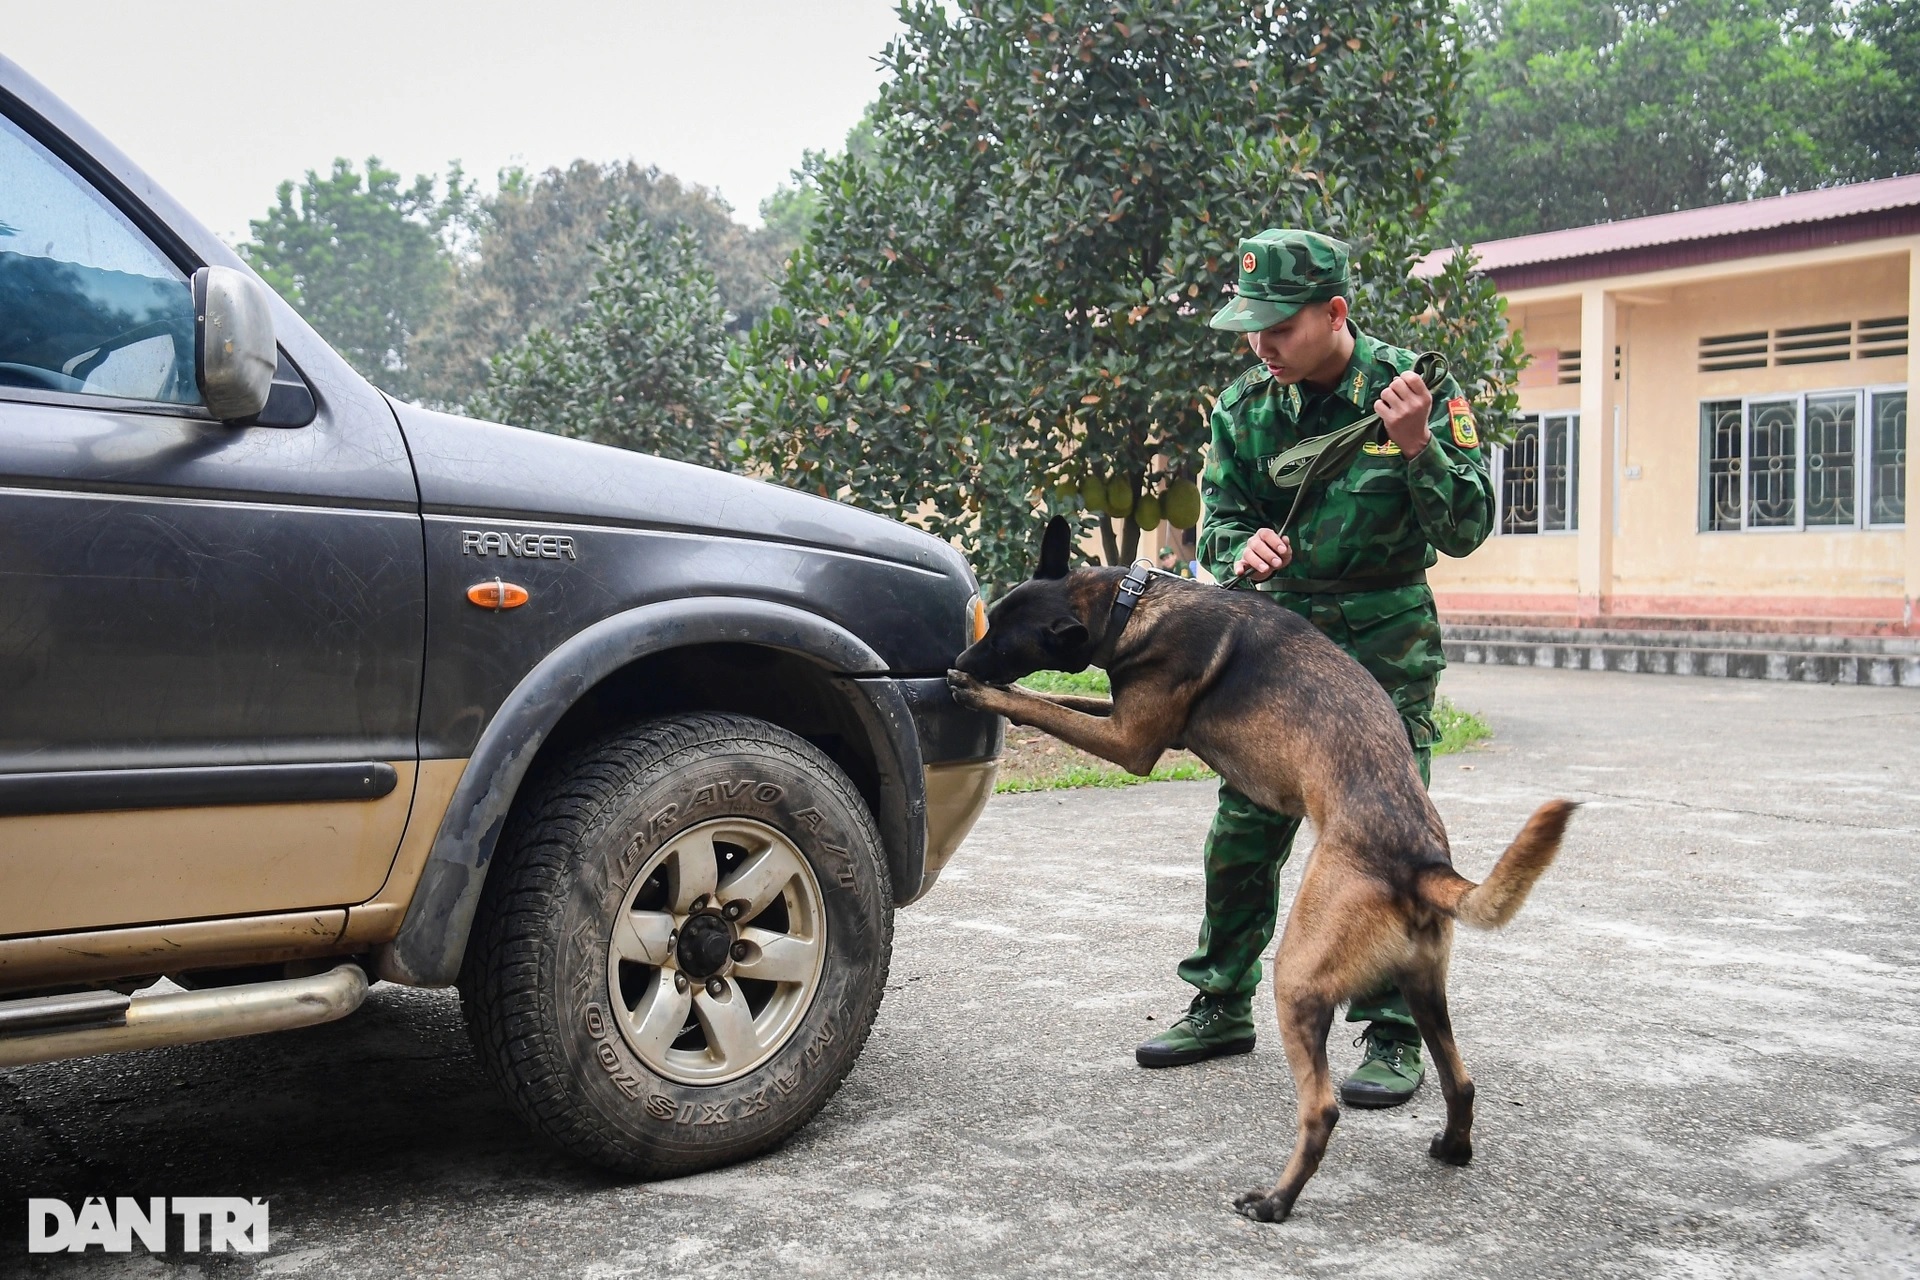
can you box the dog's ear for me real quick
[1036,515,1071,580]
[1044,616,1089,653]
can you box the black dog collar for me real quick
[1090,561,1154,668]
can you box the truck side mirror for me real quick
[192,266,276,422]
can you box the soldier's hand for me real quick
[1376,371,1433,458]
[1233,528,1292,583]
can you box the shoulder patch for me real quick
[1447,396,1479,449]
[1218,363,1270,412]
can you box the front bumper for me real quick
[895,675,1002,896]
[922,759,998,885]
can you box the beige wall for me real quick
[1431,238,1914,622]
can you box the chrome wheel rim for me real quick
[606,817,827,1086]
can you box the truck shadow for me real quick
[0,983,624,1258]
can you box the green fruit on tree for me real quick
[1132,493,1162,530]
[1080,474,1107,513]
[1164,479,1202,529]
[1105,476,1134,519]
[1052,479,1077,504]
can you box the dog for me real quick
[947,516,1575,1223]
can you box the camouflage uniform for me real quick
[1185,232,1495,1036]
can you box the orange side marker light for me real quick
[467,579,529,611]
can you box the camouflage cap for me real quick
[1208,229,1351,332]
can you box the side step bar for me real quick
[0,964,368,1068]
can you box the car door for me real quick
[0,106,425,936]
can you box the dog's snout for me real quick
[954,641,997,681]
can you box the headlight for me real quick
[965,594,988,646]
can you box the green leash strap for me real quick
[1222,351,1449,592]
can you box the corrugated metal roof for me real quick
[1419,173,1920,276]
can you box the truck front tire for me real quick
[459,713,893,1175]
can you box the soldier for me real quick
[1135,229,1494,1112]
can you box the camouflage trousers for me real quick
[1175,586,1445,1038]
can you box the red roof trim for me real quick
[1419,173,1920,285]
[1483,207,1920,291]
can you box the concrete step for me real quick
[1444,634,1920,687]
[1443,610,1915,638]
[1443,624,1920,657]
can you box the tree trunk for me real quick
[1119,519,1141,566]
[1099,516,1121,566]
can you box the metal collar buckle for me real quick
[1092,562,1156,668]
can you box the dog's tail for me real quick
[1418,800,1578,930]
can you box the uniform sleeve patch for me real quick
[1447,396,1479,449]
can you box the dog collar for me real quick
[1090,561,1154,668]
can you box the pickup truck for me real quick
[0,53,1000,1177]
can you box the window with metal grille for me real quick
[1697,317,1909,371]
[1871,390,1906,525]
[1700,401,1743,531]
[1697,385,1906,531]
[1494,413,1578,535]
[1804,392,1857,525]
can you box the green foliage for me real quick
[1433,697,1492,754]
[416,161,784,408]
[1444,0,1920,242]
[1853,1,1920,178]
[757,105,885,250]
[468,210,733,467]
[995,758,1214,793]
[758,183,823,249]
[730,0,1522,591]
[241,158,469,401]
[1017,668,1113,695]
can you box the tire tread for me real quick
[459,713,892,1176]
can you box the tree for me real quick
[241,158,468,401]
[758,181,823,249]
[1852,1,1920,180]
[1442,0,1916,243]
[757,107,886,256]
[468,209,732,468]
[730,0,1521,590]
[415,162,785,408]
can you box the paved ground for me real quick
[4,665,1918,1278]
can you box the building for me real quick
[1422,174,1916,638]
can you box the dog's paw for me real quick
[1428,1132,1473,1166]
[1231,1190,1292,1224]
[946,668,991,709]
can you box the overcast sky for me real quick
[7,1,904,243]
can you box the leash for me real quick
[1220,351,1450,593]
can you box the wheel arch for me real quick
[374,597,926,988]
